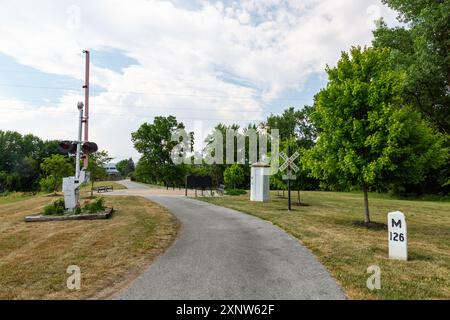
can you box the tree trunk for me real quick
[91,179,94,198]
[363,184,370,224]
[297,189,301,206]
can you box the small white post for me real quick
[388,211,407,261]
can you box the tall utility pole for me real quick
[82,50,90,169]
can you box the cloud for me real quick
[0,0,399,160]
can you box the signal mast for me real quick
[59,51,97,210]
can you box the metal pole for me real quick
[76,102,84,179]
[288,143,291,211]
[82,50,90,169]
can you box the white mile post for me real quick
[388,211,407,261]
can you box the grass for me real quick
[132,181,183,190]
[199,190,450,300]
[80,180,126,195]
[0,192,179,299]
[0,192,39,205]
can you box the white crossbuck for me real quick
[279,151,299,180]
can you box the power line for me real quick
[0,83,313,102]
[0,106,266,123]
[0,97,268,113]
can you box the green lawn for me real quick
[0,192,179,299]
[199,191,450,300]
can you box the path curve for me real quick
[114,180,345,300]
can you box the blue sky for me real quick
[0,0,399,161]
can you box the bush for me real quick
[224,163,245,189]
[225,188,247,196]
[43,198,66,216]
[83,197,105,213]
[39,175,57,193]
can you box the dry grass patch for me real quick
[0,193,179,299]
[80,181,127,197]
[200,191,450,300]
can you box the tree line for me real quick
[1,0,448,224]
[0,130,134,195]
[131,0,449,224]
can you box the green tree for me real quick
[264,106,316,147]
[116,158,135,177]
[373,0,450,133]
[132,116,186,187]
[223,163,245,189]
[305,47,448,224]
[87,150,112,198]
[39,155,73,194]
[0,130,62,192]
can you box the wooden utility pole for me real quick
[82,50,90,169]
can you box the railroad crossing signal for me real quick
[58,141,77,154]
[279,148,300,211]
[59,141,98,155]
[279,151,300,174]
[81,141,98,154]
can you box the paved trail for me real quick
[114,180,345,300]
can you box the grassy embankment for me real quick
[200,191,450,299]
[0,182,179,299]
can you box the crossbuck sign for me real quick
[280,151,300,179]
[279,150,299,211]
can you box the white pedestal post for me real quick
[250,162,270,202]
[388,211,407,261]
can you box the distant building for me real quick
[103,163,119,176]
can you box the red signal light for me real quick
[81,142,98,154]
[58,141,77,154]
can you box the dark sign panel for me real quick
[186,175,212,189]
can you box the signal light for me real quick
[81,142,98,154]
[58,141,77,154]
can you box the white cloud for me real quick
[0,0,399,160]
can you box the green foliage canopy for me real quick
[305,47,448,222]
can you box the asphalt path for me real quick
[115,180,345,300]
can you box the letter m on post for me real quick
[392,219,402,228]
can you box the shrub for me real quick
[224,163,245,189]
[225,188,247,196]
[83,197,105,213]
[39,175,57,193]
[43,198,66,216]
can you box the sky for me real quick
[0,0,400,162]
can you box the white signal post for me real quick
[61,50,93,210]
[62,101,88,210]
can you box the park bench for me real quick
[93,185,114,193]
[216,184,225,196]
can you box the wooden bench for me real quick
[93,185,114,193]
